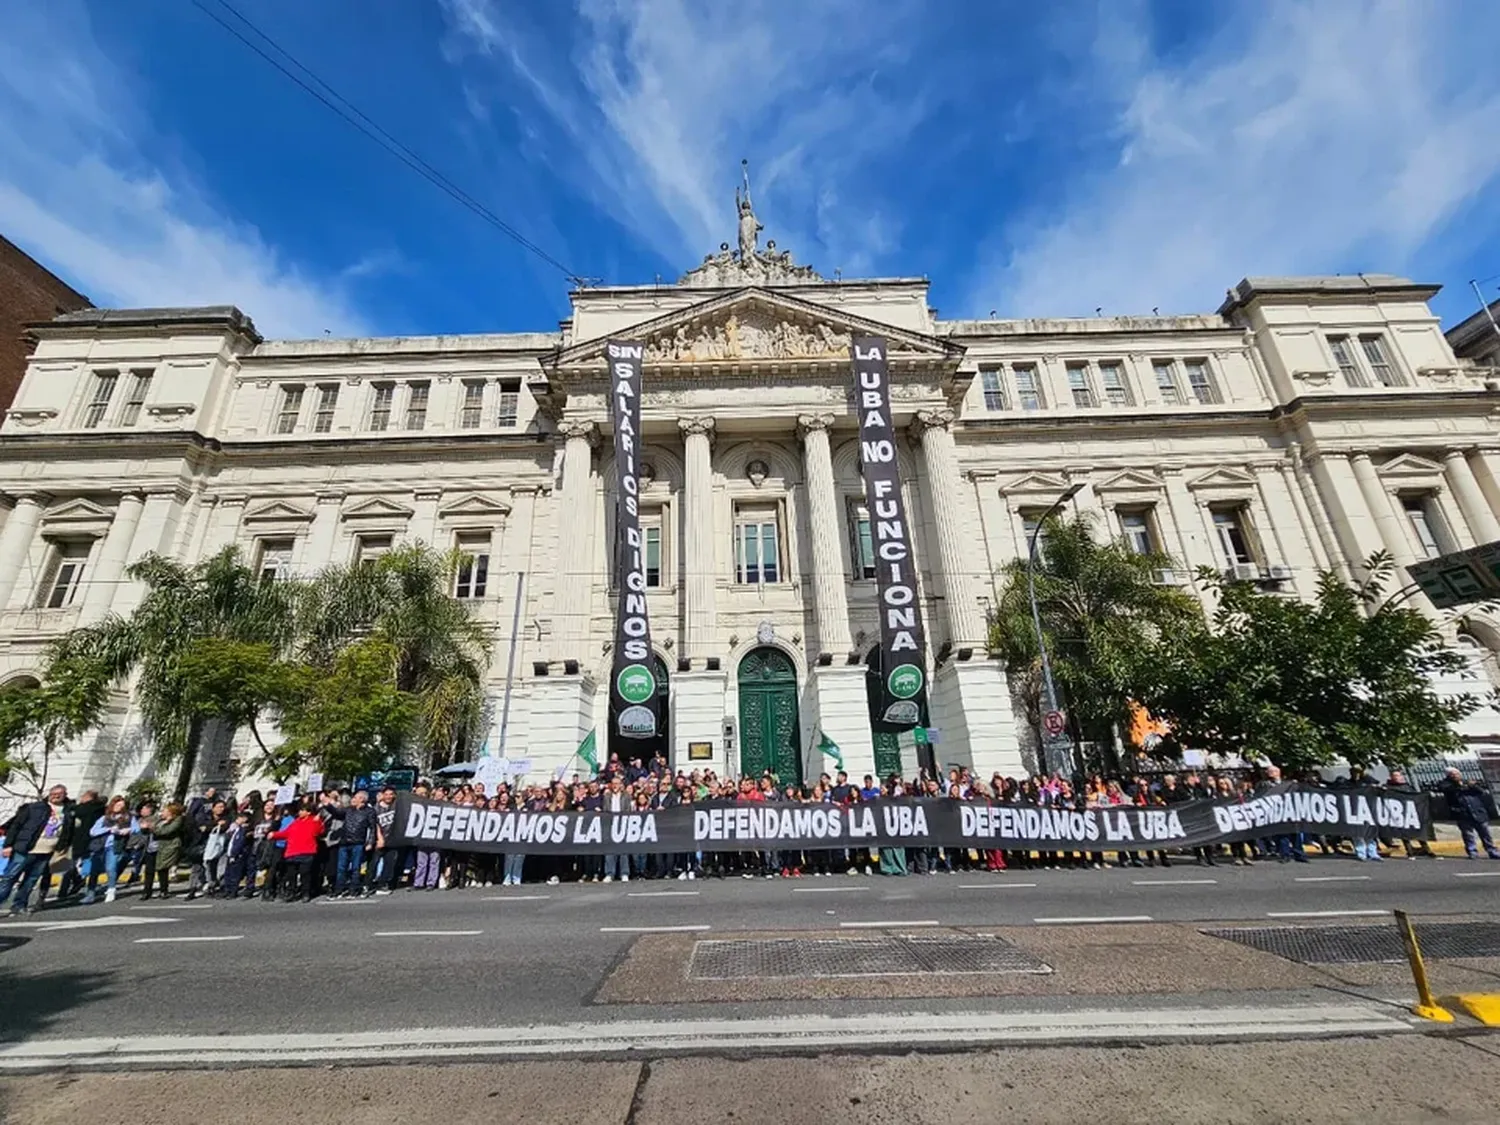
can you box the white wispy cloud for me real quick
[974,0,1500,317]
[441,0,933,279]
[0,0,368,338]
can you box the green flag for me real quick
[577,729,599,776]
[817,730,844,773]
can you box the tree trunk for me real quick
[171,715,205,803]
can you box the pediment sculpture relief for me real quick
[645,313,852,363]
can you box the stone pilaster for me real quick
[551,420,599,661]
[79,492,146,623]
[0,494,47,612]
[796,412,852,656]
[1445,449,1500,544]
[910,408,985,647]
[1351,453,1417,566]
[679,416,718,660]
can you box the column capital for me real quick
[909,407,955,438]
[315,489,347,504]
[795,413,835,441]
[414,486,443,502]
[556,420,600,446]
[1443,448,1475,463]
[678,416,717,441]
[2,491,51,509]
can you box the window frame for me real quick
[36,540,91,609]
[255,538,296,583]
[1116,507,1158,556]
[368,382,394,432]
[1328,335,1366,387]
[978,368,1007,411]
[1013,364,1044,411]
[1019,508,1053,563]
[275,385,305,435]
[459,380,485,430]
[1359,334,1401,387]
[1400,493,1451,559]
[311,384,339,434]
[1182,358,1221,405]
[848,499,876,579]
[1098,361,1132,406]
[1209,504,1258,568]
[1152,360,1184,405]
[496,379,521,428]
[80,371,118,429]
[733,502,784,585]
[119,370,152,427]
[452,532,491,599]
[404,381,430,431]
[354,533,394,566]
[1066,363,1097,408]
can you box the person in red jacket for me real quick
[269,804,324,902]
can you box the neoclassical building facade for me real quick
[3,213,1499,799]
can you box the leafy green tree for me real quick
[990,515,1200,761]
[298,544,489,769]
[1138,554,1475,773]
[66,547,298,801]
[176,637,301,758]
[0,642,112,796]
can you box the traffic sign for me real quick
[1042,709,1067,738]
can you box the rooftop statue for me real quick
[677,160,824,288]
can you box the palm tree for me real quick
[990,514,1200,767]
[298,543,490,771]
[66,547,298,800]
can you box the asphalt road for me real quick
[1,855,1497,1041]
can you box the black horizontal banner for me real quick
[391,785,1429,856]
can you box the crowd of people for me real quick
[2,756,1496,915]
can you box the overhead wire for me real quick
[186,0,590,285]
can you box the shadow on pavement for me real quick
[0,938,120,1044]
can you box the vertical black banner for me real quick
[607,340,660,740]
[852,335,928,731]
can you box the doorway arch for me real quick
[736,646,802,785]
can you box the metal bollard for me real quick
[1393,909,1453,1023]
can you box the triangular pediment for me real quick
[1094,469,1164,493]
[439,493,511,519]
[341,496,414,521]
[1187,466,1257,491]
[243,499,314,524]
[1000,471,1072,496]
[42,498,112,523]
[551,287,961,370]
[1377,453,1445,479]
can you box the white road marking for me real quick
[600,925,710,933]
[132,903,214,909]
[626,891,700,897]
[373,930,483,937]
[1266,910,1388,918]
[480,895,552,901]
[134,935,243,944]
[1033,915,1154,924]
[960,882,1038,889]
[1132,879,1217,886]
[0,916,176,932]
[838,920,940,928]
[1453,871,1500,878]
[315,897,376,904]
[1293,875,1371,883]
[791,886,870,894]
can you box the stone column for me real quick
[796,413,852,656]
[1159,467,1220,575]
[1351,453,1418,566]
[1445,449,1500,544]
[79,492,146,622]
[298,491,344,573]
[0,494,46,612]
[1277,460,1332,572]
[551,420,598,661]
[910,409,985,647]
[113,490,187,617]
[1251,464,1319,584]
[411,486,442,547]
[1307,453,1384,574]
[679,416,719,660]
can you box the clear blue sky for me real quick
[3,0,1499,340]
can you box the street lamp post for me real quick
[1027,482,1082,776]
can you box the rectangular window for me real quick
[1401,495,1447,558]
[460,381,484,430]
[355,534,393,565]
[496,380,520,428]
[1020,509,1051,563]
[1118,508,1156,555]
[255,539,295,583]
[1066,363,1096,408]
[1183,359,1220,404]
[37,541,90,609]
[1099,361,1131,406]
[81,372,117,429]
[311,384,338,433]
[979,368,1007,411]
[119,371,152,426]
[405,382,429,431]
[1360,335,1399,386]
[643,517,662,588]
[453,533,490,598]
[1013,365,1043,411]
[1210,505,1256,567]
[1329,336,1365,387]
[734,504,781,584]
[275,386,304,435]
[368,383,394,432]
[1153,361,1183,405]
[849,501,875,579]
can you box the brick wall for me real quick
[0,235,91,413]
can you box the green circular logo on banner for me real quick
[887,663,924,700]
[617,663,656,704]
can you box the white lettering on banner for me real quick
[407,805,428,838]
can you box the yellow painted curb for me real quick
[1442,994,1500,1027]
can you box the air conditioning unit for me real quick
[1265,564,1293,581]
[1228,563,1261,582]
[1151,569,1183,586]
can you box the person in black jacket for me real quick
[58,789,103,899]
[0,786,74,915]
[1438,768,1500,860]
[335,790,375,897]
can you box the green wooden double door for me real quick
[737,647,802,786]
